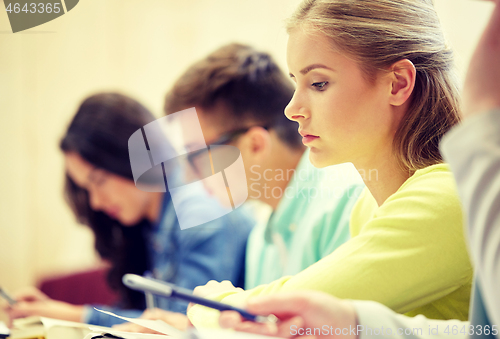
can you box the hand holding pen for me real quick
[2,287,84,324]
[218,291,358,338]
[122,274,278,324]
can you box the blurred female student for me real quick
[5,93,253,327]
[187,0,473,328]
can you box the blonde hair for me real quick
[287,0,461,172]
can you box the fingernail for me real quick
[259,326,272,335]
[266,323,278,335]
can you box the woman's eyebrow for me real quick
[289,64,335,78]
[300,64,335,75]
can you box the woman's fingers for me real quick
[126,308,190,331]
[275,316,304,338]
[12,287,49,303]
[246,293,313,317]
[8,301,43,319]
[234,316,303,338]
[218,292,357,339]
[5,299,83,323]
[220,309,305,338]
[219,310,244,328]
[192,280,241,298]
[112,322,161,334]
[233,320,279,336]
[112,323,141,332]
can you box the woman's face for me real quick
[285,29,399,169]
[64,152,153,226]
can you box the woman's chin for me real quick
[117,214,140,226]
[308,149,336,168]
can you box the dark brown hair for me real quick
[164,43,303,150]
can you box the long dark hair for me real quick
[60,93,159,309]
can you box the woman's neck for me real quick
[145,192,164,223]
[356,150,411,207]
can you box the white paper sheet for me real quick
[94,308,184,338]
[195,328,282,339]
[40,317,110,332]
[93,308,281,339]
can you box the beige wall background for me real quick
[0,0,495,294]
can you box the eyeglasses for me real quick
[87,167,109,190]
[187,125,271,177]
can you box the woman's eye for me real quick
[312,81,328,90]
[88,169,108,187]
[94,176,107,186]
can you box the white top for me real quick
[441,109,500,329]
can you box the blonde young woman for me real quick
[186,0,473,328]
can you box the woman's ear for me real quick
[389,59,416,107]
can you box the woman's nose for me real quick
[89,190,105,211]
[284,90,310,122]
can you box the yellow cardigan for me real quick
[188,164,473,328]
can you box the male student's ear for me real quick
[235,127,272,163]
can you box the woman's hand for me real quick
[113,308,191,334]
[112,308,190,333]
[192,280,243,298]
[218,291,358,339]
[187,280,243,313]
[3,287,84,326]
[8,286,49,303]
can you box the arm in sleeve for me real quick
[441,109,500,329]
[353,300,468,339]
[243,173,471,310]
[188,171,472,327]
[163,212,251,314]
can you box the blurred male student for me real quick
[114,43,363,332]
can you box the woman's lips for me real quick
[302,135,319,144]
[106,207,121,218]
[299,130,319,144]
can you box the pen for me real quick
[122,274,278,324]
[143,271,155,310]
[0,287,17,306]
